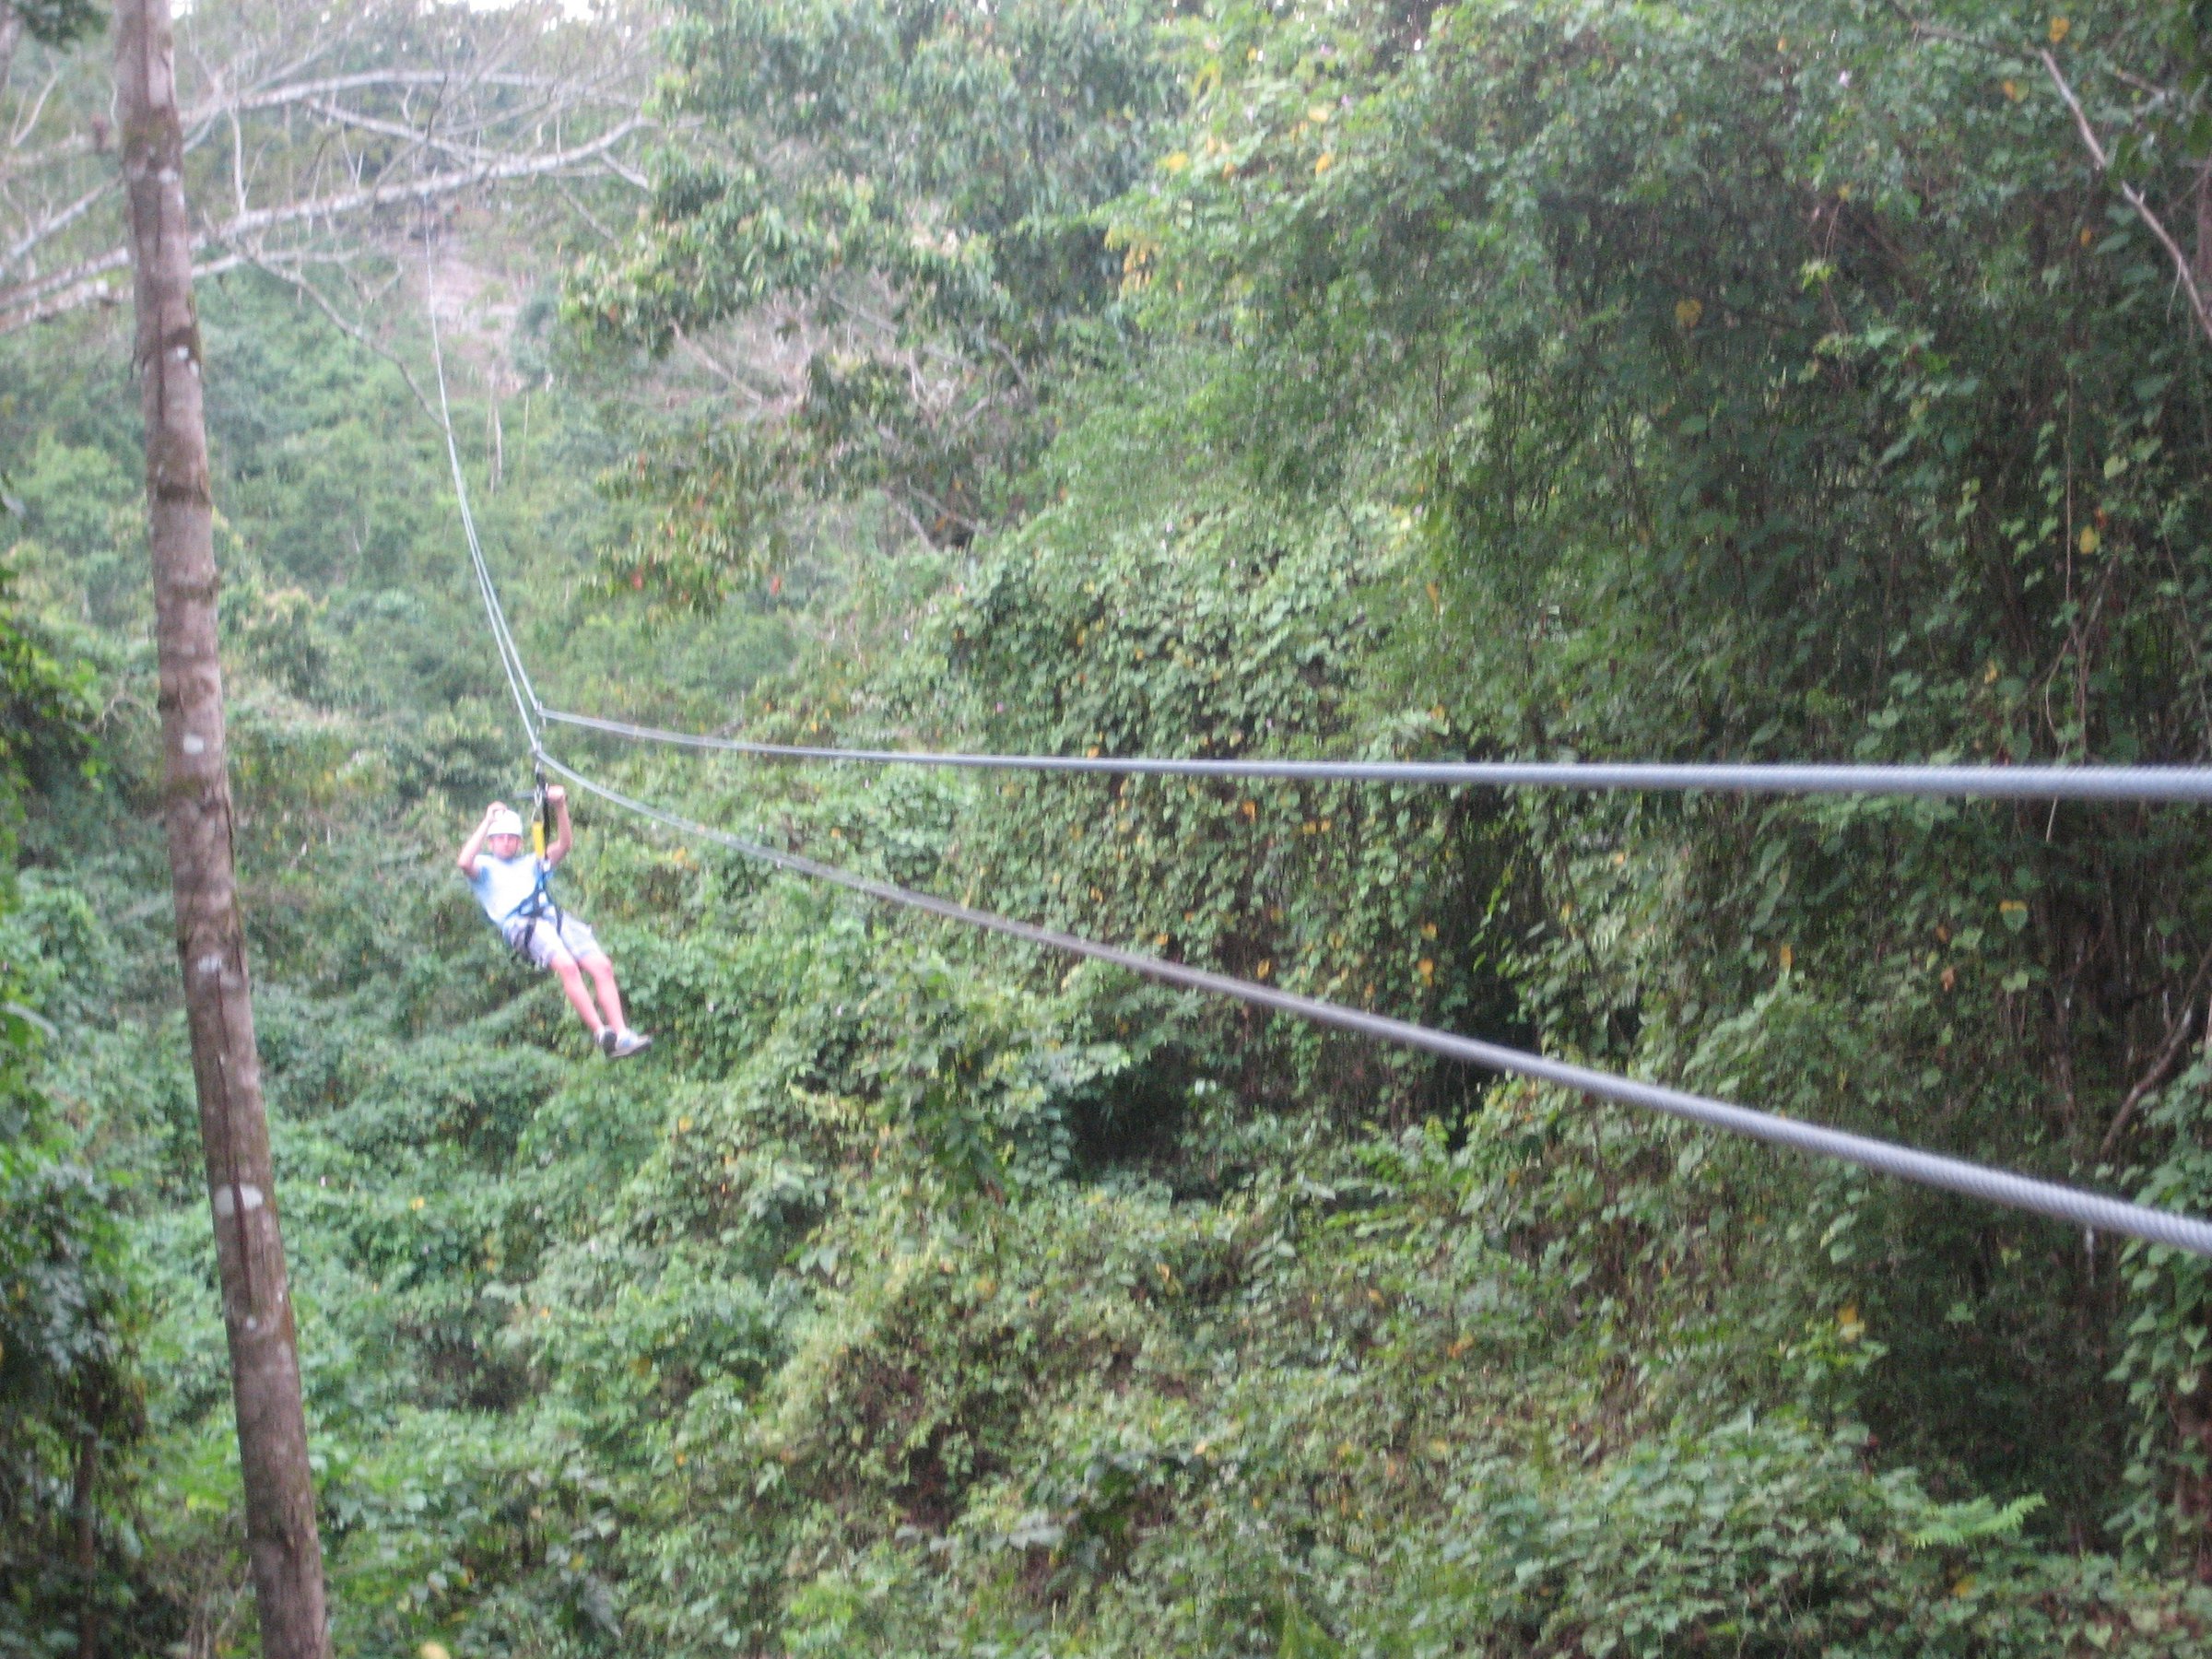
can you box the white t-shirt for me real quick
[467,853,547,925]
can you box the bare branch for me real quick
[303,96,535,168]
[2102,939,2212,1157]
[599,151,649,192]
[0,244,347,328]
[2037,46,2111,168]
[0,6,22,106]
[238,68,638,124]
[0,171,115,275]
[1888,9,2212,350]
[0,243,128,319]
[671,323,773,405]
[2110,66,2178,101]
[887,491,935,548]
[215,113,642,241]
[227,91,248,218]
[554,174,616,240]
[8,62,62,150]
[245,249,437,420]
[2036,47,2212,347]
[6,67,635,180]
[0,114,646,332]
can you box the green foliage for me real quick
[11,0,104,48]
[2112,1061,2212,1563]
[1368,1420,2188,1657]
[1104,0,2212,1540]
[1907,1491,2048,1550]
[0,559,96,874]
[0,900,163,1651]
[585,0,1171,353]
[0,562,120,1659]
[9,0,2212,1650]
[568,0,1181,594]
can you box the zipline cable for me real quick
[538,707,2212,805]
[425,230,540,747]
[536,749,2212,1259]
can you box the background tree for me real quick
[566,0,1180,605]
[2,0,652,336]
[115,0,331,1648]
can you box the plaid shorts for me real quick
[502,909,604,969]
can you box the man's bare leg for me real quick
[551,958,608,1035]
[582,955,627,1032]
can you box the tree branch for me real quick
[6,66,635,179]
[0,5,22,105]
[215,113,642,242]
[0,245,129,322]
[1888,10,2212,348]
[0,171,115,275]
[298,90,604,171]
[244,250,437,421]
[2101,938,2212,1158]
[7,59,60,150]
[0,246,356,329]
[0,114,645,332]
[2036,45,2112,168]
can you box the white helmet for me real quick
[485,806,524,840]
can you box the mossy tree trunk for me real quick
[0,6,22,98]
[113,0,331,1651]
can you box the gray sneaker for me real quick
[610,1029,653,1059]
[598,1029,619,1058]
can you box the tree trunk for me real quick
[73,1425,98,1659]
[2196,161,2210,292]
[113,1,331,1654]
[0,5,23,100]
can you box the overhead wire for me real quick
[424,224,540,748]
[536,751,2212,1257]
[539,706,2212,804]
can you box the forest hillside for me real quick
[6,0,2212,1654]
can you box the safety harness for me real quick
[503,767,564,965]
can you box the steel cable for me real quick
[539,707,2212,804]
[425,242,540,745]
[535,751,2212,1258]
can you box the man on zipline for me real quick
[457,787,652,1058]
